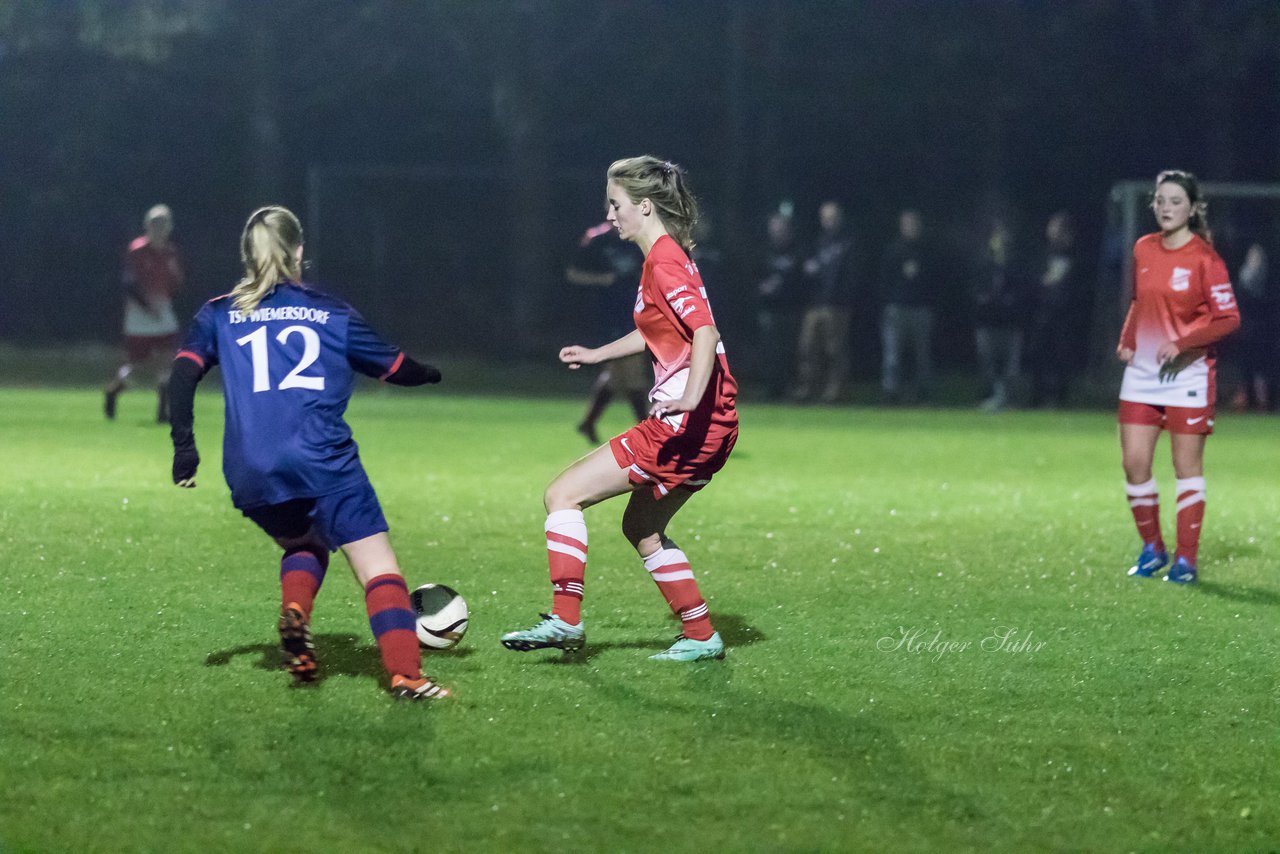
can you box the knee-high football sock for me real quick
[1175,476,1206,564]
[1125,478,1164,550]
[364,574,420,679]
[546,509,587,625]
[642,544,715,641]
[280,548,329,619]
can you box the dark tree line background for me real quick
[1,1,1277,376]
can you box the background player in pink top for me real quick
[502,156,737,662]
[1117,170,1240,584]
[104,204,184,423]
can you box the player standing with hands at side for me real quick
[1117,171,1240,584]
[502,156,737,662]
[167,206,451,700]
[105,204,184,423]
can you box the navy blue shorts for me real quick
[241,481,388,552]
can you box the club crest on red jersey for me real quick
[1169,267,1192,292]
[1209,283,1236,310]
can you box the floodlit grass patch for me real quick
[2,388,1277,852]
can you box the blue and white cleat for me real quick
[1163,556,1198,584]
[501,613,585,652]
[1126,543,1169,578]
[649,632,726,662]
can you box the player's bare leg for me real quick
[544,442,635,513]
[104,364,131,419]
[156,359,172,424]
[577,369,614,445]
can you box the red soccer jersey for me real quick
[125,236,184,302]
[634,234,737,430]
[1119,233,1239,406]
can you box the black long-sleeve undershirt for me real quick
[168,356,202,450]
[384,355,442,387]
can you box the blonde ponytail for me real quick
[232,206,304,312]
[607,156,700,253]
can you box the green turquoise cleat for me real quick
[501,613,585,652]
[649,631,725,662]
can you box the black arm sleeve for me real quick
[384,355,442,387]
[168,356,203,449]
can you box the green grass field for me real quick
[2,386,1277,853]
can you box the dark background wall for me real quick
[2,1,1277,375]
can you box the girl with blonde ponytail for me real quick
[166,205,452,701]
[232,206,304,312]
[501,157,739,664]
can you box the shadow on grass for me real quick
[205,633,475,684]
[552,628,983,829]
[538,612,765,665]
[1195,580,1280,607]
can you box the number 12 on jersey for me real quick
[236,325,326,392]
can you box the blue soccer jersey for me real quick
[177,283,404,509]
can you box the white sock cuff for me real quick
[545,509,587,545]
[1125,478,1158,496]
[642,547,689,572]
[1174,476,1206,493]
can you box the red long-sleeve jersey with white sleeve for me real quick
[635,235,738,432]
[1118,233,1240,406]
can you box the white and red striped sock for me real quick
[1125,477,1164,550]
[545,509,587,625]
[642,545,714,641]
[1174,476,1206,564]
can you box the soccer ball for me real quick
[410,583,468,650]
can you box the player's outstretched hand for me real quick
[559,345,596,370]
[173,447,199,488]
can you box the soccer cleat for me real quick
[649,631,726,662]
[1126,543,1169,578]
[278,603,317,683]
[1164,556,1198,584]
[500,613,585,652]
[391,674,452,701]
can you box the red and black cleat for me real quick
[391,674,452,701]
[278,603,317,684]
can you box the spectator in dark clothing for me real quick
[755,211,804,399]
[1027,211,1082,407]
[794,200,857,403]
[1229,241,1275,411]
[566,222,648,443]
[879,209,937,403]
[973,216,1027,411]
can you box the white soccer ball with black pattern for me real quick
[410,583,468,649]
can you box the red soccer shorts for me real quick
[1118,399,1215,435]
[125,333,179,363]
[609,415,737,499]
